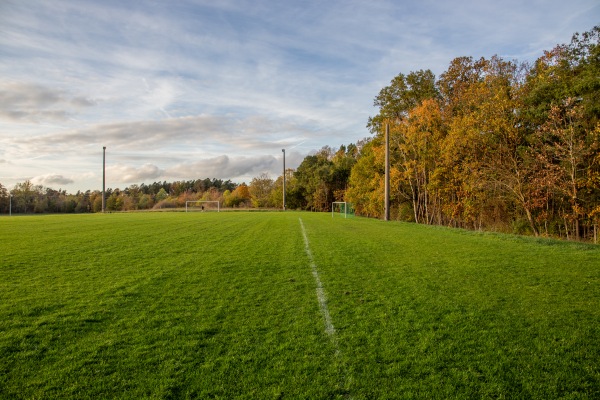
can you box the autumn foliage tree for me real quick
[347,25,600,241]
[249,174,274,208]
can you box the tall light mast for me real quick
[282,149,286,210]
[102,146,106,213]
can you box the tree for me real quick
[330,144,357,202]
[0,183,8,213]
[523,26,600,134]
[294,148,336,211]
[520,26,600,238]
[155,188,169,202]
[224,184,251,207]
[11,180,40,213]
[533,99,600,239]
[346,139,385,218]
[367,70,438,134]
[138,193,154,210]
[106,190,123,211]
[268,169,297,209]
[435,56,533,230]
[249,173,274,208]
[91,192,103,212]
[391,98,445,224]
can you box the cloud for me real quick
[100,154,284,187]
[31,173,74,186]
[0,81,95,123]
[166,155,278,180]
[20,114,321,155]
[106,163,164,182]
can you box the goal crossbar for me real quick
[186,200,220,212]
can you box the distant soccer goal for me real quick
[331,202,354,218]
[186,200,220,212]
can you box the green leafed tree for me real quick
[155,188,169,202]
[11,180,42,213]
[346,139,384,218]
[0,183,8,213]
[367,69,438,134]
[249,173,274,208]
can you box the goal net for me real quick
[186,200,220,212]
[331,202,354,218]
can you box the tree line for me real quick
[346,26,600,241]
[0,142,359,213]
[1,27,598,241]
[0,179,236,214]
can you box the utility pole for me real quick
[282,149,286,210]
[384,124,390,221]
[102,146,106,213]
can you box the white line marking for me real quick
[299,218,335,337]
[299,218,353,398]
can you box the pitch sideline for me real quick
[299,217,336,337]
[299,218,354,397]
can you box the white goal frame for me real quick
[186,200,220,212]
[332,201,351,218]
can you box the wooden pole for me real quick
[282,149,286,211]
[384,124,390,221]
[102,146,106,213]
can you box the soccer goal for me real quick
[332,202,354,218]
[186,200,220,212]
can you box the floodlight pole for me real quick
[282,149,286,211]
[9,193,12,216]
[102,146,106,213]
[384,123,390,221]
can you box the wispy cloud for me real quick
[17,114,320,155]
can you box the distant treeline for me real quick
[0,179,237,214]
[1,26,599,242]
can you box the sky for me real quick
[1,0,598,193]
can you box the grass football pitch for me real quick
[1,212,599,399]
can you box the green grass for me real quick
[1,212,599,399]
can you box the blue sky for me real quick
[1,0,598,192]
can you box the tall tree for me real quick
[11,181,40,213]
[391,98,445,224]
[347,139,385,218]
[367,69,438,134]
[0,183,8,213]
[294,147,336,211]
[533,99,600,239]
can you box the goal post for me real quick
[332,202,354,218]
[186,200,220,212]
